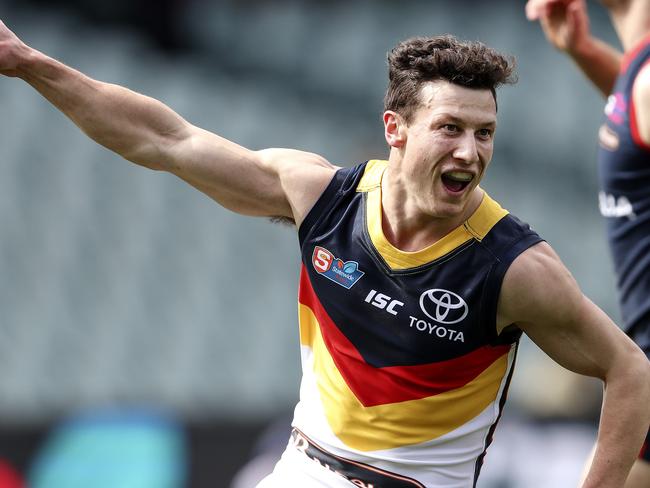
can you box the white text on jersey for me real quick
[364,289,404,316]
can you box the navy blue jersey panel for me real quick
[299,161,542,368]
[479,215,545,344]
[597,36,650,333]
[298,164,366,247]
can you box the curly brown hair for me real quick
[384,35,517,121]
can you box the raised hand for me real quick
[525,0,591,54]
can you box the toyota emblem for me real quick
[419,289,469,325]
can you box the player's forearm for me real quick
[567,36,622,97]
[15,47,188,170]
[582,354,650,488]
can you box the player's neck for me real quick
[609,2,650,51]
[380,184,483,253]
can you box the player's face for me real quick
[397,81,496,219]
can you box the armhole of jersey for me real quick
[298,165,363,246]
[629,60,650,152]
[483,233,545,343]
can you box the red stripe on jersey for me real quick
[299,266,510,407]
[622,33,650,72]
[629,60,650,151]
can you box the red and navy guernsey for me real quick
[597,33,650,339]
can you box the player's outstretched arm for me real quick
[0,20,337,225]
[525,0,621,97]
[497,242,650,488]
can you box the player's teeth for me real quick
[446,172,473,182]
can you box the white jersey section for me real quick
[258,440,356,487]
[284,344,518,487]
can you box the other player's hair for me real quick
[384,35,517,121]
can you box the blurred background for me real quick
[0,0,623,486]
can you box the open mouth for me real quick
[441,171,473,193]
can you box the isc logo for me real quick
[364,289,404,316]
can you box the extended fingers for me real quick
[525,0,569,21]
[567,0,589,35]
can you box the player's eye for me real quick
[477,128,493,139]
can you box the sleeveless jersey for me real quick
[293,160,543,487]
[597,33,650,335]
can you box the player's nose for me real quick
[452,133,479,164]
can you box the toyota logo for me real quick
[419,289,468,325]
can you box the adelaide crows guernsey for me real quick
[293,160,543,487]
[597,33,650,336]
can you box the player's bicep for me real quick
[162,127,284,215]
[498,243,628,379]
[521,293,632,380]
[164,127,336,220]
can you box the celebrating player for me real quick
[1,18,649,487]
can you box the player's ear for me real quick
[383,110,407,148]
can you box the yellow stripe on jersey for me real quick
[464,197,510,241]
[357,160,509,269]
[355,159,386,192]
[298,303,510,452]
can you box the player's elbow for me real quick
[607,342,650,400]
[626,352,650,424]
[119,142,167,171]
[632,351,650,396]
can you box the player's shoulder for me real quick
[256,147,338,172]
[257,147,340,200]
[497,242,582,330]
[256,147,340,227]
[506,241,567,277]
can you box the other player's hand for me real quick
[0,20,30,77]
[525,0,591,55]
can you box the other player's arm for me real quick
[0,20,337,225]
[526,0,621,97]
[497,242,650,488]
